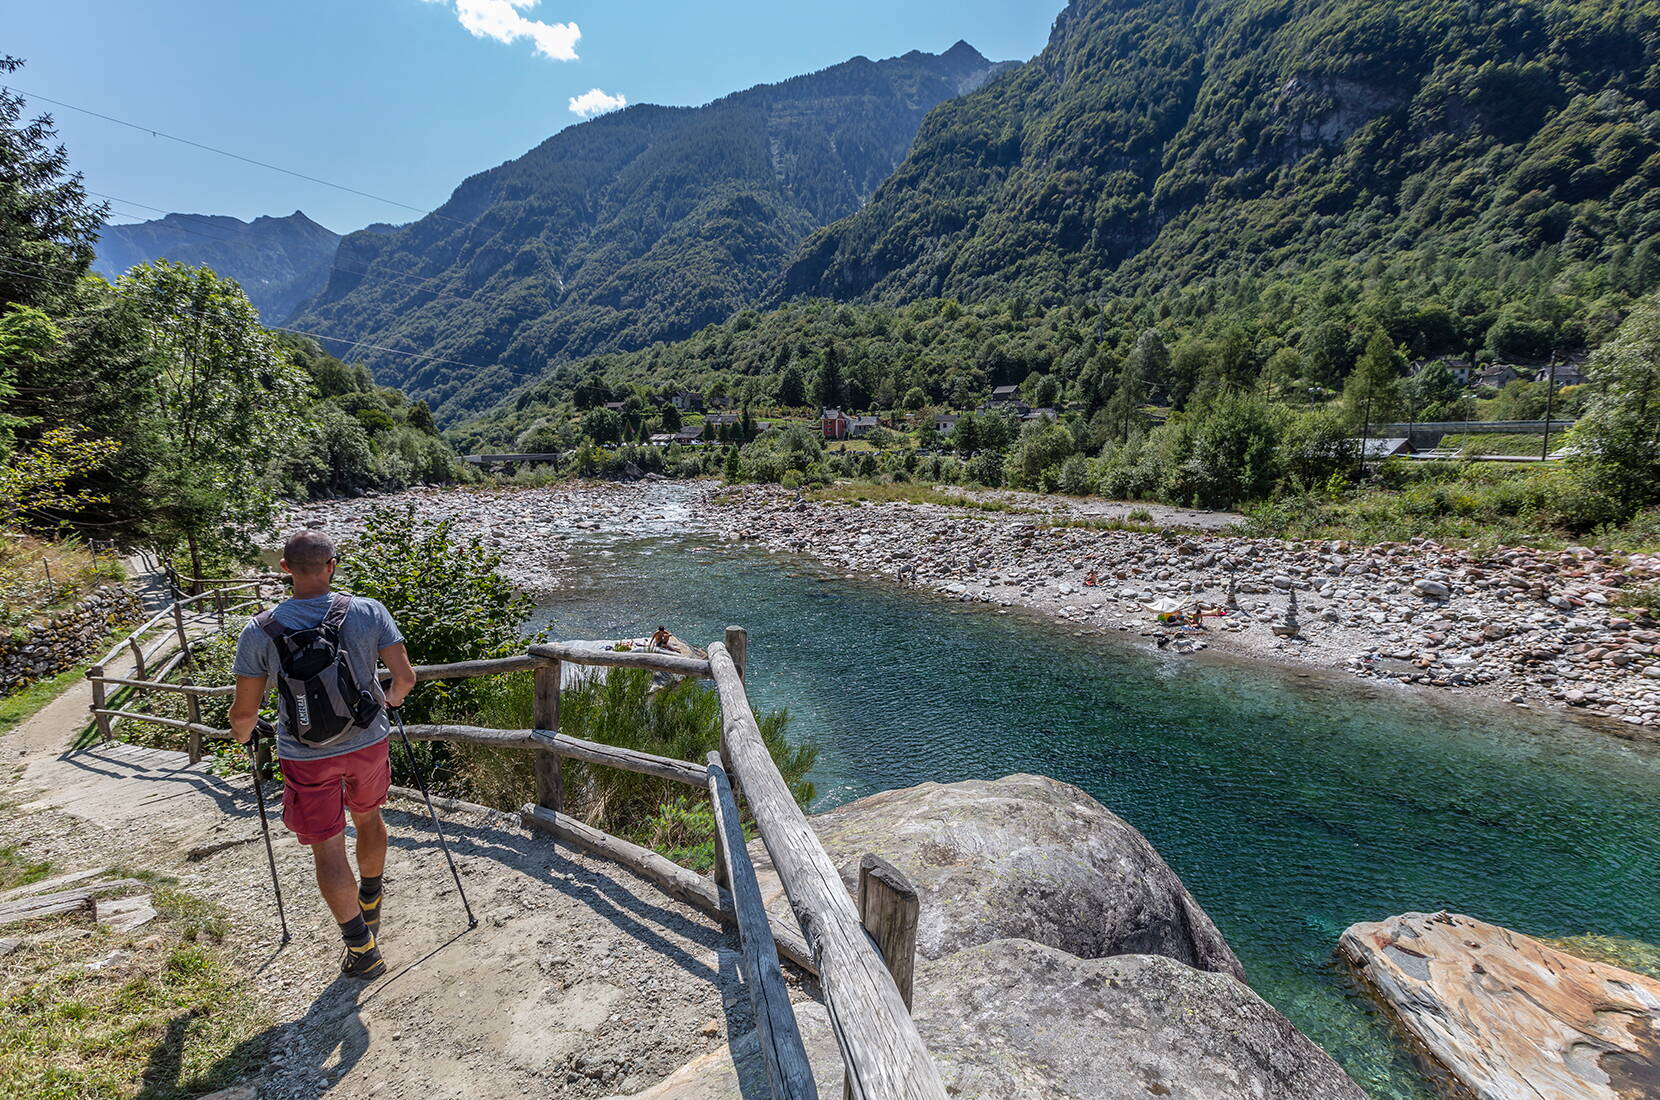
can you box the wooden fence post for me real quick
[846,854,921,1100]
[213,586,226,629]
[184,678,202,764]
[533,660,563,812]
[724,625,748,683]
[128,637,147,684]
[171,600,195,673]
[87,665,112,742]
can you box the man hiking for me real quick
[228,531,417,979]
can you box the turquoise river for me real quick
[531,506,1660,1099]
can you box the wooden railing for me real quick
[84,597,944,1099]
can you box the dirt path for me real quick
[0,667,782,1098]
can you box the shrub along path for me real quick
[0,664,790,1098]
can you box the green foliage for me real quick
[1568,291,1660,515]
[114,262,309,575]
[341,506,536,721]
[557,668,815,846]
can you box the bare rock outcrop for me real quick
[618,941,1364,1100]
[750,773,1244,978]
[1340,911,1660,1100]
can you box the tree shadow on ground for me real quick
[137,974,372,1099]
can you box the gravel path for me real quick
[0,661,797,1099]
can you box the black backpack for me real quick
[254,593,382,747]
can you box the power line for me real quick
[4,84,467,227]
[0,259,494,374]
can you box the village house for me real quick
[1021,407,1059,424]
[821,408,850,440]
[933,413,961,435]
[1409,357,1474,386]
[1533,361,1587,387]
[849,415,881,438]
[988,385,1021,406]
[671,391,705,412]
[647,432,679,446]
[1473,364,1521,389]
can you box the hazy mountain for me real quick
[295,42,1007,419]
[94,210,341,322]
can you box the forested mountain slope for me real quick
[782,0,1660,306]
[93,211,340,322]
[296,43,1005,420]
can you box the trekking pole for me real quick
[248,720,290,945]
[389,706,477,929]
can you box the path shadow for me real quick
[137,975,370,1099]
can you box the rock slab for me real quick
[750,773,1244,978]
[1340,911,1660,1100]
[619,941,1365,1100]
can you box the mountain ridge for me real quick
[294,43,1008,420]
[780,0,1659,306]
[93,210,341,323]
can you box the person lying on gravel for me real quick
[228,530,417,980]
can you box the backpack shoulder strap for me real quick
[319,593,353,638]
[253,607,290,643]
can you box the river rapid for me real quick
[519,485,1660,1100]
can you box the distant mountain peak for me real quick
[94,209,342,323]
[295,42,1003,420]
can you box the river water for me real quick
[530,489,1660,1099]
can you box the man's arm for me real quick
[228,676,268,745]
[380,642,416,709]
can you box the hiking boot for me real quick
[358,891,381,940]
[340,934,385,980]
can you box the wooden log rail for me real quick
[83,586,944,1096]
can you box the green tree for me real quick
[119,262,307,578]
[0,60,106,313]
[1343,329,1406,440]
[813,344,844,409]
[343,506,535,721]
[659,401,683,432]
[1570,293,1660,512]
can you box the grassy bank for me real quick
[0,849,268,1100]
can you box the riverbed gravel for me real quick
[281,481,1660,737]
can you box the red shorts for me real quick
[281,739,391,846]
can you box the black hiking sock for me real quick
[339,913,371,948]
[358,875,383,902]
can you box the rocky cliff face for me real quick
[622,774,1363,1098]
[93,211,340,322]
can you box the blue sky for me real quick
[8,0,1061,234]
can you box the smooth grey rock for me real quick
[917,940,1367,1099]
[750,773,1244,978]
[621,940,1364,1100]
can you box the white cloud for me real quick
[569,88,627,118]
[422,0,581,61]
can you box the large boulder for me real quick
[616,940,1365,1099]
[914,940,1367,1099]
[1340,911,1660,1100]
[750,773,1243,977]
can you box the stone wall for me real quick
[0,585,144,696]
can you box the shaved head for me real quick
[281,530,337,576]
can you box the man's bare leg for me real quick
[311,832,360,923]
[351,808,387,881]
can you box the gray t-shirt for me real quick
[233,593,405,761]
